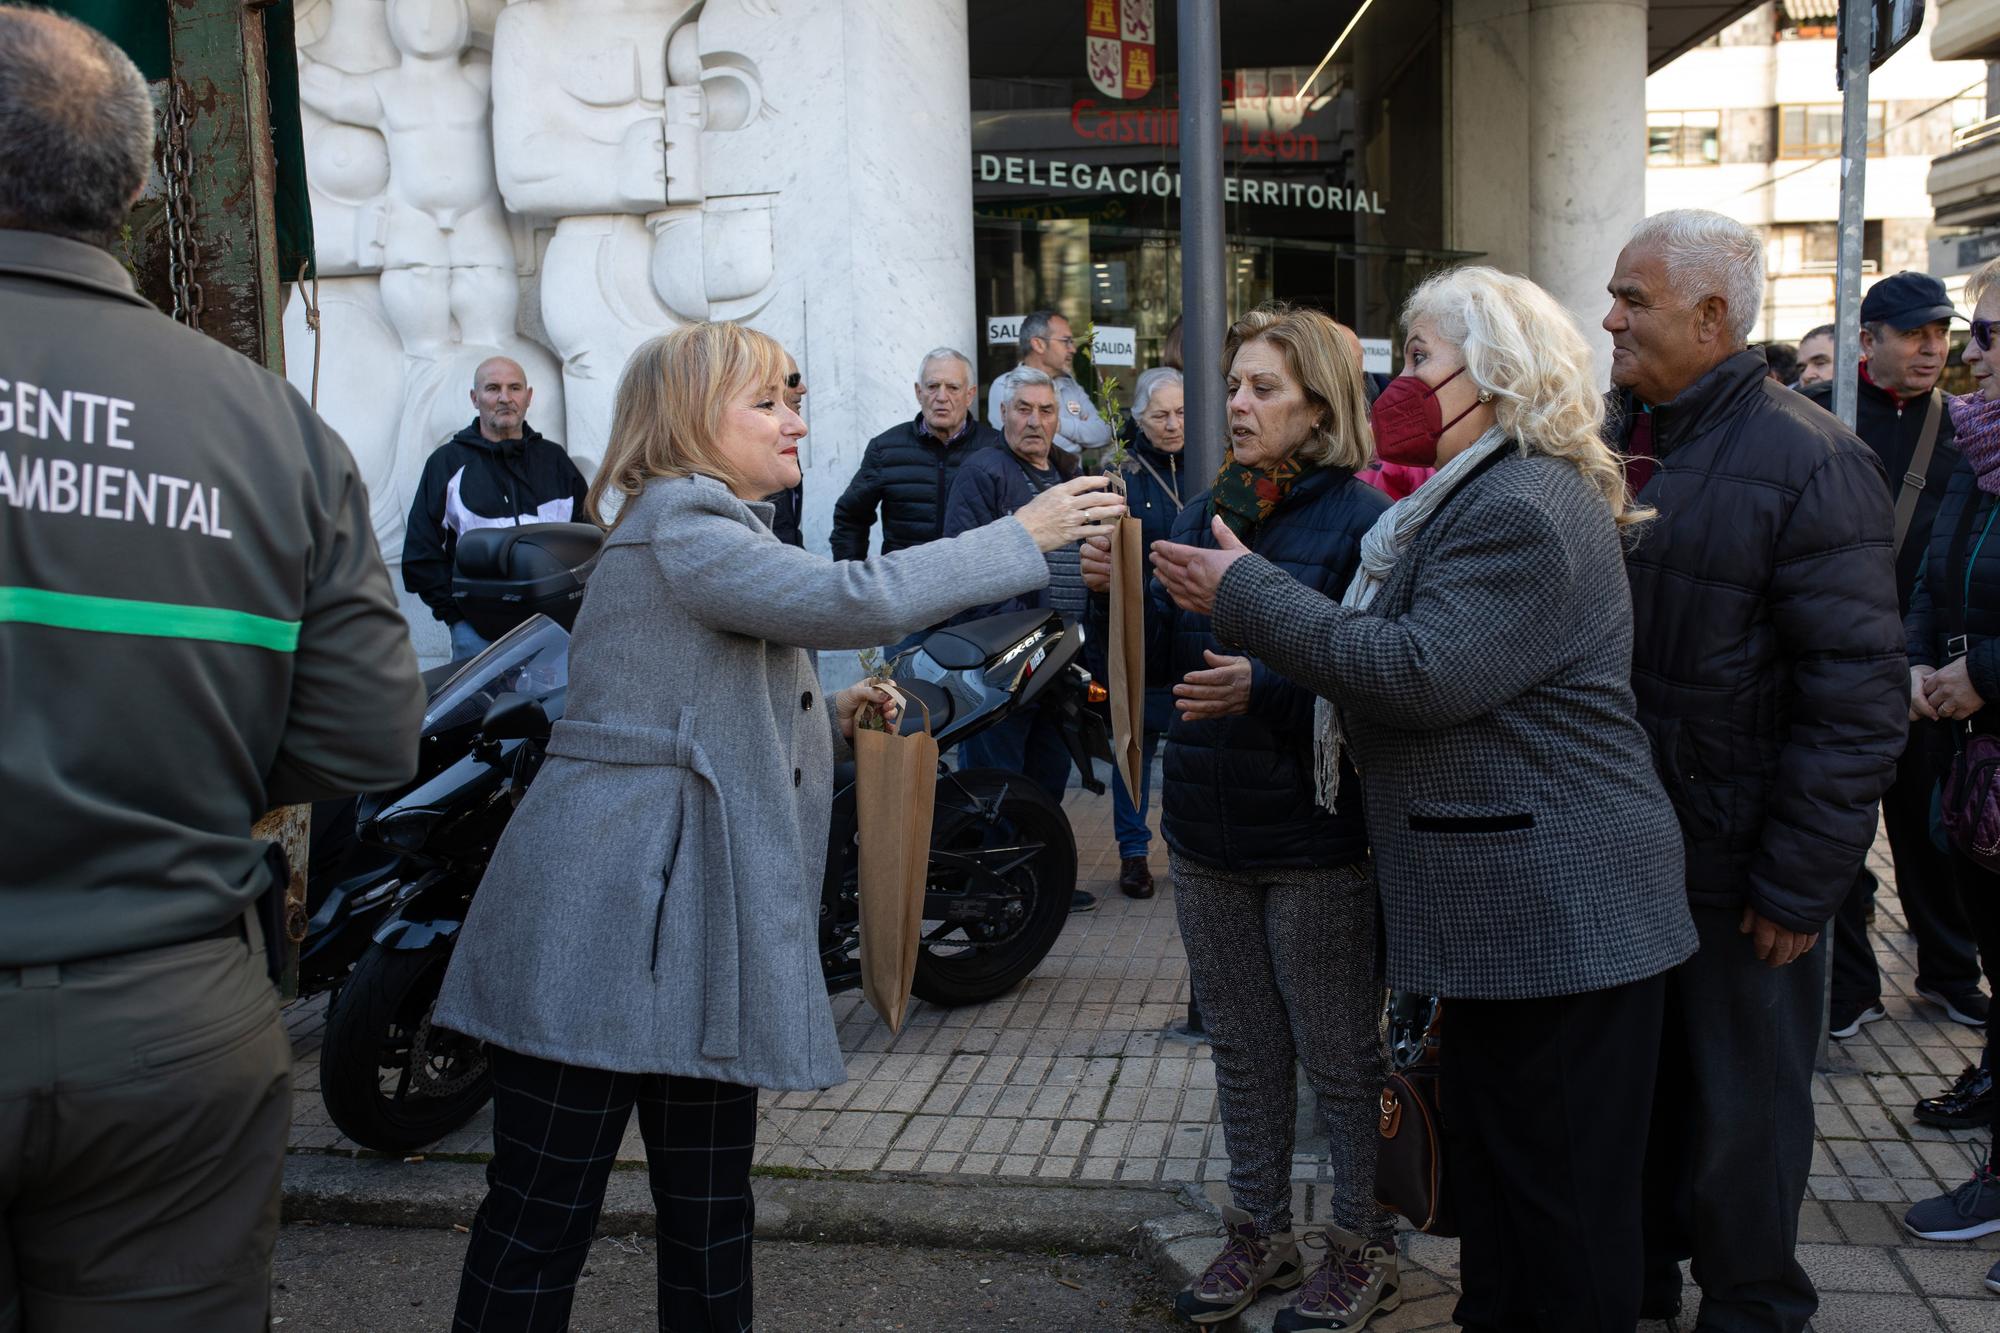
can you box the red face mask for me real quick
[1369,367,1479,468]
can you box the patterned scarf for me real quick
[1951,392,2000,496]
[1209,448,1318,543]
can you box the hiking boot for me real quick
[1173,1204,1302,1325]
[1917,986,1991,1028]
[1829,1003,1887,1039]
[1274,1230,1402,1331]
[1119,856,1155,899]
[1917,1064,1998,1129]
[1905,1150,2000,1242]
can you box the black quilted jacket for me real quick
[1616,350,1908,932]
[829,414,1001,560]
[1146,465,1386,871]
[1907,459,2000,735]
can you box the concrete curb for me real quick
[281,1152,1183,1257]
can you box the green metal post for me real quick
[165,0,285,375]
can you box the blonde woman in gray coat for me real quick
[436,322,1121,1332]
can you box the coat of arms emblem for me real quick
[1087,0,1156,99]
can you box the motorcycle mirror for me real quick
[481,692,550,742]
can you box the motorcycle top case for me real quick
[452,522,603,640]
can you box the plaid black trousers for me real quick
[453,1046,758,1332]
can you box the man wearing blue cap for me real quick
[1802,271,1989,1056]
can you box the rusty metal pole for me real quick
[165,0,305,992]
[165,0,285,371]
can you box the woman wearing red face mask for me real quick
[1152,268,1698,1333]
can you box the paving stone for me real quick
[1827,1200,1904,1246]
[1796,1242,1912,1293]
[1809,1290,1944,1331]
[1934,1296,2000,1331]
[1901,1246,2000,1300]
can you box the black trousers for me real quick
[1953,852,2000,1071]
[1831,721,1982,1014]
[1642,906,1826,1333]
[454,1047,758,1332]
[1440,972,1666,1333]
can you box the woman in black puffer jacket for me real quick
[1083,306,1393,1329]
[1901,261,2000,1269]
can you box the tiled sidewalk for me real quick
[284,786,2000,1328]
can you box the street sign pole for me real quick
[1832,0,1874,433]
[1178,0,1226,480]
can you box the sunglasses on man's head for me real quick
[1974,319,1998,353]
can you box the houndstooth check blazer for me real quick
[1211,448,1698,1000]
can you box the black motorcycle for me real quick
[311,524,1112,1152]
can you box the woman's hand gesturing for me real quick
[1015,476,1127,552]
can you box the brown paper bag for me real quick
[855,687,940,1033]
[1107,515,1147,799]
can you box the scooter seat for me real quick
[922,609,1055,669]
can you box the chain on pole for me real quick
[159,78,206,328]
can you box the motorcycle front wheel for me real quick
[911,767,1076,1007]
[318,941,493,1153]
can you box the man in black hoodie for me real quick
[403,356,590,659]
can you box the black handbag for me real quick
[1375,995,1456,1236]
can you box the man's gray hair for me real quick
[1132,366,1183,416]
[1628,209,1766,346]
[0,6,155,241]
[1000,366,1055,407]
[917,347,973,382]
[1018,310,1061,355]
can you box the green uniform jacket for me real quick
[0,229,423,965]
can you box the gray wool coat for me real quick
[433,474,1050,1090]
[1212,449,1699,1001]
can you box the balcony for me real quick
[1931,115,2000,226]
[1934,0,2000,61]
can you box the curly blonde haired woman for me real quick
[1153,268,1698,1332]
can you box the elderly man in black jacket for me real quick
[1801,272,1986,1041]
[1607,209,1907,1333]
[831,348,999,561]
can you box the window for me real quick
[1764,220,1883,274]
[1647,111,1721,167]
[1778,103,1885,158]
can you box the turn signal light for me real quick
[1086,680,1109,704]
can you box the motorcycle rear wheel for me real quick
[912,767,1076,1007]
[319,942,492,1153]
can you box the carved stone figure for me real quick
[299,0,516,357]
[491,0,779,464]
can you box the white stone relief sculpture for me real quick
[491,0,781,468]
[289,0,562,581]
[298,0,517,355]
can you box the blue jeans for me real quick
[955,707,1072,804]
[1111,728,1164,859]
[449,619,491,663]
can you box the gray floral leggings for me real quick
[1172,853,1394,1244]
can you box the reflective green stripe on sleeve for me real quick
[0,586,300,651]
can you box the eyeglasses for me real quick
[1974,319,1997,353]
[1051,337,1077,348]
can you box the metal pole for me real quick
[1818,0,1873,1070]
[1831,0,1872,434]
[1178,0,1227,480]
